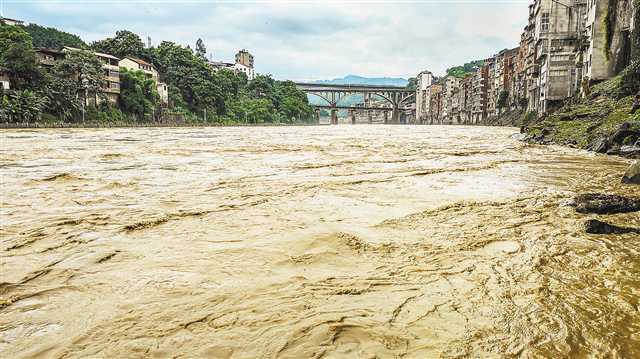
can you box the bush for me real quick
[1,90,47,122]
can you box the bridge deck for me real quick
[295,82,411,92]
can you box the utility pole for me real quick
[204,108,207,122]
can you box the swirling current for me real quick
[1,125,639,358]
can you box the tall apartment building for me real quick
[442,76,461,124]
[581,0,635,84]
[235,49,254,68]
[234,49,255,80]
[449,85,462,124]
[429,84,443,124]
[513,28,532,110]
[493,47,519,112]
[461,75,474,124]
[485,57,497,117]
[415,70,433,124]
[531,0,587,113]
[471,65,489,123]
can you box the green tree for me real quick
[92,30,145,59]
[245,98,274,123]
[247,74,276,102]
[279,96,311,123]
[1,90,47,122]
[0,24,39,89]
[215,68,246,99]
[119,68,159,120]
[273,80,312,122]
[39,73,81,120]
[53,49,105,106]
[195,38,207,59]
[153,41,222,114]
[21,23,87,50]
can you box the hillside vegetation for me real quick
[446,59,484,79]
[21,23,88,49]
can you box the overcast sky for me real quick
[3,0,529,80]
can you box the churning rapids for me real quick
[1,125,639,358]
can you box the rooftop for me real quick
[63,46,120,60]
[35,47,64,55]
[124,57,157,69]
[209,61,235,67]
[0,17,24,24]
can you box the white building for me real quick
[0,66,10,91]
[234,63,255,81]
[415,70,433,124]
[0,17,24,26]
[208,49,255,80]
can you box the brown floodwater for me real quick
[1,125,639,358]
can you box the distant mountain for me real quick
[314,75,408,87]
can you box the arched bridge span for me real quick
[295,83,414,124]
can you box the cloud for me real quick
[4,0,529,80]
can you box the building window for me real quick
[541,12,550,32]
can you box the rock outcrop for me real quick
[622,161,640,184]
[584,219,640,234]
[570,193,640,214]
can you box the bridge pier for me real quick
[330,108,338,125]
[391,106,400,124]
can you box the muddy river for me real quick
[1,125,639,358]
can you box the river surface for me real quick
[1,125,639,358]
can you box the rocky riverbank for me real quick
[521,62,640,159]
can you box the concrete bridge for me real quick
[295,83,415,124]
